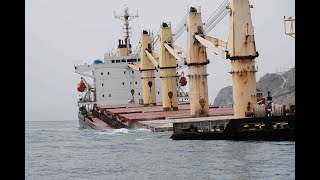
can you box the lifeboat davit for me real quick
[77,80,86,92]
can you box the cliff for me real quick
[213,67,295,107]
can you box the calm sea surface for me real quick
[25,120,295,180]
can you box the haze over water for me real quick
[26,120,295,179]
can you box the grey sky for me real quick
[26,0,295,121]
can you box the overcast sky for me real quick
[26,0,295,121]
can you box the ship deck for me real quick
[91,117,113,131]
[94,102,234,132]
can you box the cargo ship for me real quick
[74,1,295,141]
[74,7,192,131]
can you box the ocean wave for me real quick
[131,128,151,132]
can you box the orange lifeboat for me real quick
[77,80,86,92]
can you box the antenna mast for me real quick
[284,16,295,38]
[114,6,138,55]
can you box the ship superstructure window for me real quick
[138,92,140,95]
[132,71,134,74]
[109,94,111,97]
[135,81,137,85]
[116,60,120,63]
[122,82,124,85]
[138,59,140,62]
[124,71,126,74]
[130,82,132,85]
[102,83,104,86]
[127,59,137,63]
[158,91,160,94]
[111,60,115,63]
[122,59,126,62]
[101,72,103,75]
[108,72,110,75]
[102,94,104,97]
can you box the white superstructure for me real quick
[75,7,163,107]
[75,56,162,106]
[75,7,188,108]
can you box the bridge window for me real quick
[102,94,104,97]
[101,72,103,75]
[158,91,160,94]
[135,81,137,85]
[116,60,120,63]
[108,72,110,75]
[109,94,111,97]
[127,59,137,63]
[132,71,134,74]
[111,60,115,63]
[122,82,124,85]
[122,59,126,62]
[130,82,132,85]
[138,92,140,95]
[102,83,104,86]
[124,71,126,74]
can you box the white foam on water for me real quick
[95,128,151,136]
[132,128,151,132]
[96,131,110,135]
[135,138,153,141]
[95,128,128,135]
[111,128,129,134]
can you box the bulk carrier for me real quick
[74,6,193,131]
[74,1,295,141]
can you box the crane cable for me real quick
[204,9,229,35]
[133,0,229,57]
[203,0,229,30]
[153,12,188,48]
[203,0,230,34]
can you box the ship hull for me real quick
[170,128,295,141]
[78,112,99,130]
[170,115,295,141]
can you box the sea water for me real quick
[26,120,295,180]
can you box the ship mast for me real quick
[284,16,295,38]
[114,6,138,56]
